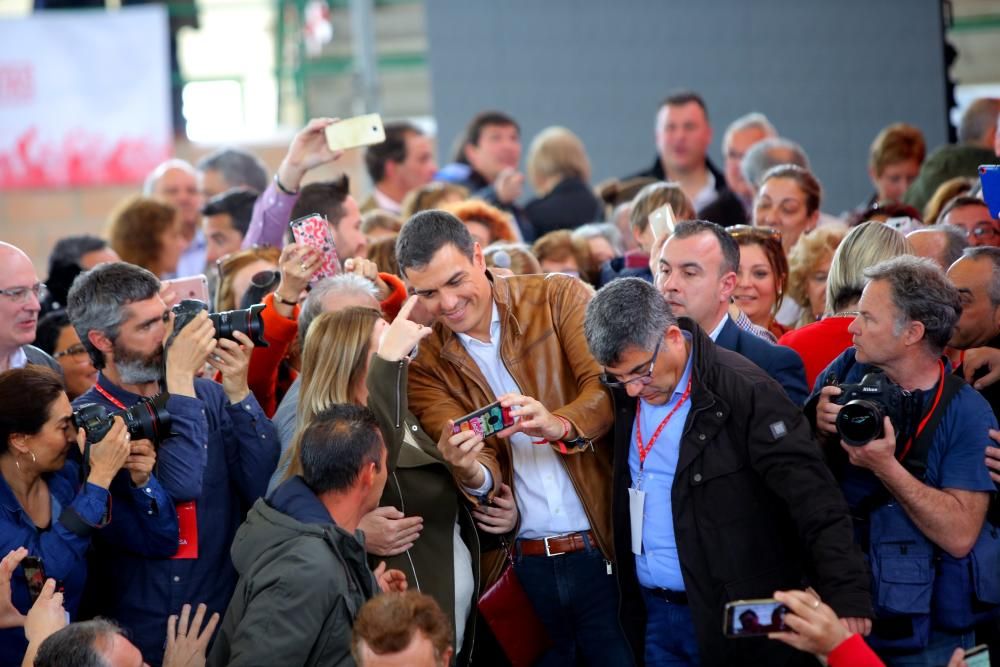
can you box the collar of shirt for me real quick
[707,313,729,342]
[7,347,27,370]
[640,331,694,410]
[456,301,500,348]
[373,188,402,214]
[690,169,717,212]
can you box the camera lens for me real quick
[122,395,173,446]
[209,304,268,348]
[836,400,885,446]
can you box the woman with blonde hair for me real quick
[785,225,848,329]
[779,222,912,387]
[524,126,603,235]
[282,298,516,663]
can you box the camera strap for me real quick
[897,361,964,483]
[94,382,128,411]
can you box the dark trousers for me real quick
[514,537,634,667]
[641,588,700,666]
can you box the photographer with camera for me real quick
[811,255,998,664]
[66,261,279,666]
[0,366,177,664]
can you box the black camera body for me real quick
[171,299,268,348]
[72,394,173,445]
[831,372,918,446]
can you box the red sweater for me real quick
[827,633,885,667]
[778,316,855,389]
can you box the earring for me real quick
[14,451,35,475]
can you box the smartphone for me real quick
[289,213,342,281]
[324,113,386,152]
[648,203,676,241]
[965,644,991,667]
[161,274,209,309]
[452,401,515,437]
[980,165,1000,219]
[723,598,789,638]
[22,556,46,604]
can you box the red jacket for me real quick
[779,316,854,389]
[827,633,885,667]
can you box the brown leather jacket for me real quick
[407,272,615,586]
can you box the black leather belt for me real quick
[645,587,688,605]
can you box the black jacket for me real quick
[610,319,871,666]
[524,177,604,236]
[715,316,808,406]
[628,156,746,227]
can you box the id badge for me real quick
[628,487,645,556]
[172,501,199,559]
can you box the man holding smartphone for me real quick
[398,211,631,665]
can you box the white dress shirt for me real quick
[457,303,590,539]
[373,188,403,215]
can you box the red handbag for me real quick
[477,542,552,666]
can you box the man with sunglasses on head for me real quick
[584,277,870,667]
[0,242,61,375]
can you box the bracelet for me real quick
[274,291,298,307]
[274,173,298,196]
[555,415,572,441]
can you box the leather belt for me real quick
[518,531,596,557]
[645,587,688,605]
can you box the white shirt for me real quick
[691,169,718,212]
[6,347,26,370]
[457,303,590,539]
[373,188,402,215]
[173,229,207,279]
[707,313,728,342]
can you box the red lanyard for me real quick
[635,375,692,472]
[898,360,946,462]
[94,382,127,410]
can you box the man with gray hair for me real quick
[144,158,206,278]
[812,255,998,661]
[196,147,269,199]
[740,136,811,193]
[583,277,869,666]
[703,112,776,222]
[906,225,969,270]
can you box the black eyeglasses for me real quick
[600,338,661,388]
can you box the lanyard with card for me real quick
[95,382,199,560]
[629,376,692,555]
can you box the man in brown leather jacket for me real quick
[396,210,633,665]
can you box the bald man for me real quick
[145,159,206,277]
[0,243,61,373]
[906,226,968,270]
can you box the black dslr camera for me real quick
[72,394,173,445]
[170,299,268,348]
[830,372,918,446]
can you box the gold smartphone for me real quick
[324,113,386,151]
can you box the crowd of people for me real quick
[1,90,999,667]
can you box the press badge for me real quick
[628,487,645,555]
[172,501,199,559]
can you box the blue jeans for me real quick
[514,537,634,667]
[880,628,975,667]
[641,588,701,666]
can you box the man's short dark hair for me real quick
[455,111,519,162]
[34,619,122,667]
[352,592,452,665]
[289,175,351,227]
[366,122,422,184]
[672,220,740,275]
[45,235,112,310]
[961,246,1000,307]
[864,255,962,355]
[585,277,677,367]
[196,147,269,194]
[659,90,709,120]
[34,309,71,357]
[300,403,384,495]
[939,195,991,224]
[66,262,160,370]
[201,188,259,236]
[395,210,475,275]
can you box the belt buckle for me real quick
[543,535,566,557]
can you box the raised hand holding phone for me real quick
[289,213,342,282]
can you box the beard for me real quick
[113,339,164,384]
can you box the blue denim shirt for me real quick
[0,456,176,665]
[73,374,279,665]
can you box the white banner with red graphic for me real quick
[0,6,172,189]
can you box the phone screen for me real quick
[723,599,789,637]
[289,213,342,282]
[965,644,991,667]
[452,401,515,438]
[980,165,1000,219]
[22,556,45,604]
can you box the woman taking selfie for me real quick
[0,366,177,663]
[282,297,517,664]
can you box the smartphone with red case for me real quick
[452,401,515,437]
[289,213,342,282]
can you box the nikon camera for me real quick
[830,372,918,447]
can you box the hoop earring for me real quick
[14,450,36,475]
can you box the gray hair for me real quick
[958,98,1000,145]
[572,222,625,256]
[196,147,269,194]
[585,277,676,366]
[34,619,121,667]
[298,274,380,337]
[66,262,161,370]
[864,255,961,355]
[740,137,810,191]
[143,158,196,196]
[960,246,1000,307]
[937,224,971,268]
[722,112,777,151]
